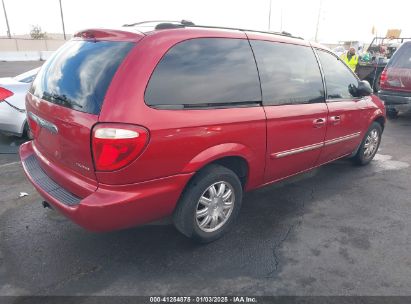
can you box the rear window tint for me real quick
[145,38,261,107]
[389,42,411,69]
[30,40,134,115]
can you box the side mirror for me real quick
[356,80,373,97]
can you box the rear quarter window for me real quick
[30,40,134,115]
[389,42,411,69]
[145,38,261,108]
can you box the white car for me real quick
[0,67,40,137]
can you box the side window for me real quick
[389,42,411,69]
[250,40,324,106]
[317,49,359,100]
[145,38,261,107]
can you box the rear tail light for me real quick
[92,123,149,171]
[379,68,388,89]
[0,87,14,101]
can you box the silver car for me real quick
[0,67,40,137]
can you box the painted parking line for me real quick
[0,161,21,168]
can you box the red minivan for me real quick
[20,21,386,242]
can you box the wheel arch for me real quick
[181,143,256,189]
[367,106,386,131]
[206,156,249,188]
[350,113,385,158]
[373,114,386,130]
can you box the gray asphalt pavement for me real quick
[0,61,42,77]
[1,62,411,296]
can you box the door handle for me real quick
[330,115,341,125]
[313,118,326,128]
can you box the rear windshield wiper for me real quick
[42,91,83,109]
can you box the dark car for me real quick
[379,41,411,118]
[20,21,386,243]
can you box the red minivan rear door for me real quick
[382,42,411,92]
[26,35,136,195]
[247,37,328,183]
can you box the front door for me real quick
[315,49,369,163]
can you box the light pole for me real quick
[1,0,11,38]
[268,0,272,31]
[280,7,283,32]
[314,0,323,42]
[59,0,66,40]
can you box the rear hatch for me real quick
[27,32,136,191]
[381,42,411,92]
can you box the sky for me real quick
[0,0,410,43]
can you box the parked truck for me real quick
[356,36,411,91]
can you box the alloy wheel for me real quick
[195,181,235,233]
[363,129,380,159]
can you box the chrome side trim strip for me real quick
[272,142,324,159]
[324,132,361,146]
[271,132,362,159]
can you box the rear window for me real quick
[30,40,134,115]
[145,38,261,108]
[389,42,411,69]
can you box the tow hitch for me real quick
[42,201,53,209]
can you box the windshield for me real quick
[30,40,134,115]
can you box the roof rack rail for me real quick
[186,25,303,40]
[123,20,194,28]
[122,20,303,40]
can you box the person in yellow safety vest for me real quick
[340,47,359,72]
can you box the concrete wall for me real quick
[0,38,65,61]
[0,51,54,61]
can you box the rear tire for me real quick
[352,122,382,166]
[173,164,243,243]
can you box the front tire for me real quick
[173,164,243,243]
[386,108,399,119]
[353,122,382,165]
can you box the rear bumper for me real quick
[378,90,411,107]
[0,102,26,136]
[20,141,194,232]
